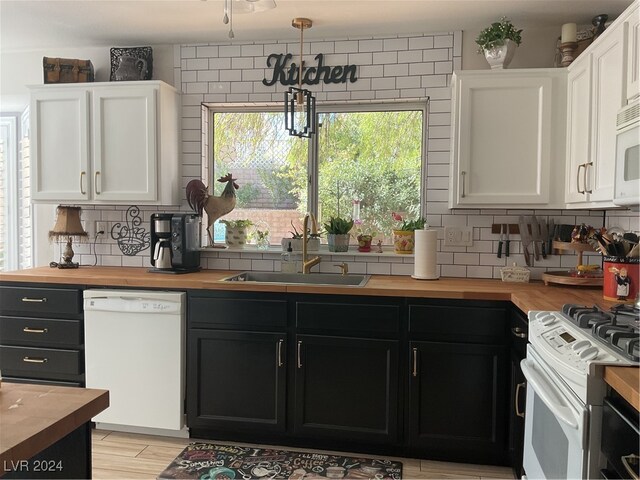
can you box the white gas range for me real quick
[522,304,639,480]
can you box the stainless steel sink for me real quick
[221,271,370,287]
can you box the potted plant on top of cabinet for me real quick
[476,17,523,69]
[323,217,354,252]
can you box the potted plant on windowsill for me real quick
[221,219,253,249]
[476,17,523,69]
[324,217,354,252]
[281,221,320,252]
[392,216,427,254]
[356,226,377,253]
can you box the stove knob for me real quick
[572,340,591,352]
[579,346,599,361]
[541,314,557,326]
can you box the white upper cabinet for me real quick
[449,69,567,209]
[565,6,629,207]
[31,89,90,202]
[625,2,640,102]
[30,81,180,205]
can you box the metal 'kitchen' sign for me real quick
[262,53,358,86]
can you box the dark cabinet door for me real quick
[187,330,286,433]
[294,335,399,444]
[409,340,508,464]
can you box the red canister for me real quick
[603,257,640,303]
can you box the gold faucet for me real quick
[302,213,321,274]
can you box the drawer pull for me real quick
[23,356,48,364]
[297,341,302,369]
[412,347,418,377]
[23,327,49,334]
[511,327,527,339]
[21,297,47,303]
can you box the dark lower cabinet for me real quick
[294,334,399,444]
[409,340,508,464]
[187,329,287,433]
[508,308,528,478]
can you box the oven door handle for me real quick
[521,358,579,429]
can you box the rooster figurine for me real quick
[186,174,239,245]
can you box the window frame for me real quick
[0,114,20,271]
[204,99,429,227]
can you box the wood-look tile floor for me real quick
[91,429,515,480]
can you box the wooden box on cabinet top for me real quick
[29,80,180,205]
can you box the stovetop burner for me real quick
[562,303,640,362]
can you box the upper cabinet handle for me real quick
[460,171,466,198]
[584,162,593,194]
[577,164,585,194]
[80,171,86,195]
[95,171,101,194]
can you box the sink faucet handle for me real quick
[334,262,349,275]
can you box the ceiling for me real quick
[0,0,633,52]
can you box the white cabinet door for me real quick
[450,71,556,207]
[92,86,157,202]
[588,25,626,202]
[625,4,640,102]
[30,89,90,201]
[565,60,592,204]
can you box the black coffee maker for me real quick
[150,213,201,273]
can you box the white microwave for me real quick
[614,100,640,209]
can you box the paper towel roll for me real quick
[413,229,439,280]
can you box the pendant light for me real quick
[285,18,316,138]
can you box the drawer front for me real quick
[0,316,82,348]
[409,304,507,343]
[296,301,400,334]
[0,345,82,379]
[0,286,82,317]
[189,297,287,330]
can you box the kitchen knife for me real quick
[539,218,549,258]
[519,216,533,267]
[530,215,541,261]
[505,223,510,257]
[547,218,555,255]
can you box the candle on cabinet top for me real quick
[561,23,577,43]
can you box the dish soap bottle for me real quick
[281,242,297,273]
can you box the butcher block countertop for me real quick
[2,267,637,407]
[604,367,640,411]
[0,266,618,312]
[0,383,108,465]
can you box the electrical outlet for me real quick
[444,226,473,247]
[95,221,107,235]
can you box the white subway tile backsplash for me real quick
[83,31,619,280]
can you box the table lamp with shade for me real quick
[49,205,88,268]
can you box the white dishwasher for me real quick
[83,289,186,435]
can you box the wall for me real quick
[7,30,637,277]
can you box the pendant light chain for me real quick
[298,22,304,91]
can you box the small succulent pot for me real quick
[393,230,415,254]
[327,233,350,252]
[357,234,373,252]
[225,226,248,248]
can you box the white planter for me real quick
[484,39,517,69]
[225,226,248,248]
[281,237,319,252]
